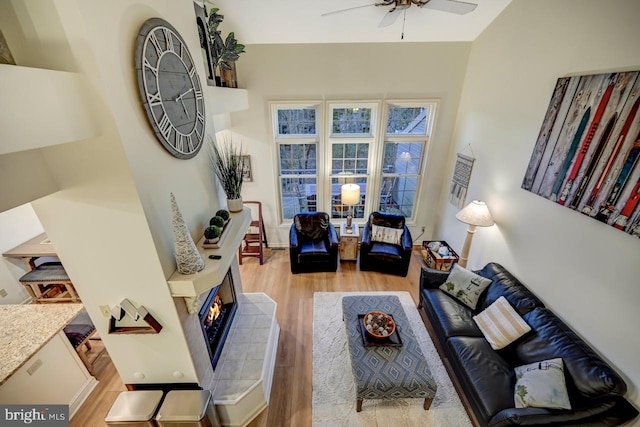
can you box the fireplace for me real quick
[198,269,237,370]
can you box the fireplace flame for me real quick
[207,295,223,325]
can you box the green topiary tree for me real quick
[209,216,225,228]
[204,225,222,240]
[216,209,231,221]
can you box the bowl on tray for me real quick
[363,311,396,339]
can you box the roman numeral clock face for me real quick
[135,18,206,159]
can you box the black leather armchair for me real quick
[289,212,339,274]
[359,212,413,276]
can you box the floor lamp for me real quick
[341,184,361,233]
[455,200,494,268]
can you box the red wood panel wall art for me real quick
[522,71,640,238]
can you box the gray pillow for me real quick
[514,358,571,410]
[439,264,492,310]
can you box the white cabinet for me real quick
[0,331,97,417]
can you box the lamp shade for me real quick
[341,184,361,206]
[456,200,494,227]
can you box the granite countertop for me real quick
[0,303,84,385]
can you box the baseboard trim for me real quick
[69,377,98,419]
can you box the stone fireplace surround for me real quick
[171,209,280,426]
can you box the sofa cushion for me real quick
[370,211,405,229]
[476,263,545,315]
[517,308,628,400]
[447,336,515,421]
[371,224,403,245]
[294,213,329,240]
[474,296,531,350]
[421,288,483,339]
[439,264,492,310]
[368,242,403,260]
[514,358,572,410]
[298,240,330,259]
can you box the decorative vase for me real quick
[227,197,243,213]
[170,193,205,275]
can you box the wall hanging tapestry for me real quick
[449,152,475,209]
[522,71,640,238]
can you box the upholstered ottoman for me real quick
[342,295,437,412]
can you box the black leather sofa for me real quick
[359,212,413,276]
[419,262,638,427]
[289,212,339,274]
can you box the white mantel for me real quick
[168,208,251,313]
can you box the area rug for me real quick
[312,291,472,427]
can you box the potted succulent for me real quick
[209,137,244,212]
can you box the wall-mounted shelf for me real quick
[0,64,99,156]
[168,208,251,312]
[204,85,248,115]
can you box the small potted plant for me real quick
[209,215,225,228]
[204,225,222,243]
[209,137,244,212]
[206,7,245,87]
[216,209,231,225]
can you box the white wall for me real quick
[440,0,640,409]
[3,0,223,385]
[230,42,471,245]
[0,204,43,304]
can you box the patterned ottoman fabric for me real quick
[342,295,437,408]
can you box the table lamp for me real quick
[341,183,361,233]
[455,200,494,268]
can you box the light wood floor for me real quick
[70,248,426,427]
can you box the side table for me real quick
[339,223,359,261]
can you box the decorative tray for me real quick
[357,314,403,347]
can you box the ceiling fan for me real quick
[323,0,478,32]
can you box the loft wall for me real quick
[440,0,640,406]
[229,42,472,245]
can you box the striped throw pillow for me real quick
[473,296,531,350]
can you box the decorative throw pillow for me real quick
[473,296,531,350]
[514,358,572,410]
[439,264,492,310]
[371,224,404,245]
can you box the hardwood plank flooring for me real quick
[70,248,426,426]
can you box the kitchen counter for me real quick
[0,303,83,385]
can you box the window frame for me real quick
[270,101,323,223]
[325,101,381,221]
[270,99,438,225]
[375,100,438,221]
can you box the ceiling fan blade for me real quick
[322,3,376,16]
[378,9,402,27]
[420,0,478,15]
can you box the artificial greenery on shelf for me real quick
[208,137,244,200]
[205,6,245,72]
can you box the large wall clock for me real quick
[135,18,206,159]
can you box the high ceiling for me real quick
[206,0,512,44]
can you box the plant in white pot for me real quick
[209,137,244,212]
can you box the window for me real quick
[271,100,437,224]
[327,102,378,221]
[271,103,321,220]
[379,102,435,218]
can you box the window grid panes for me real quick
[277,108,316,136]
[386,107,428,135]
[331,143,369,175]
[332,108,372,135]
[331,177,367,220]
